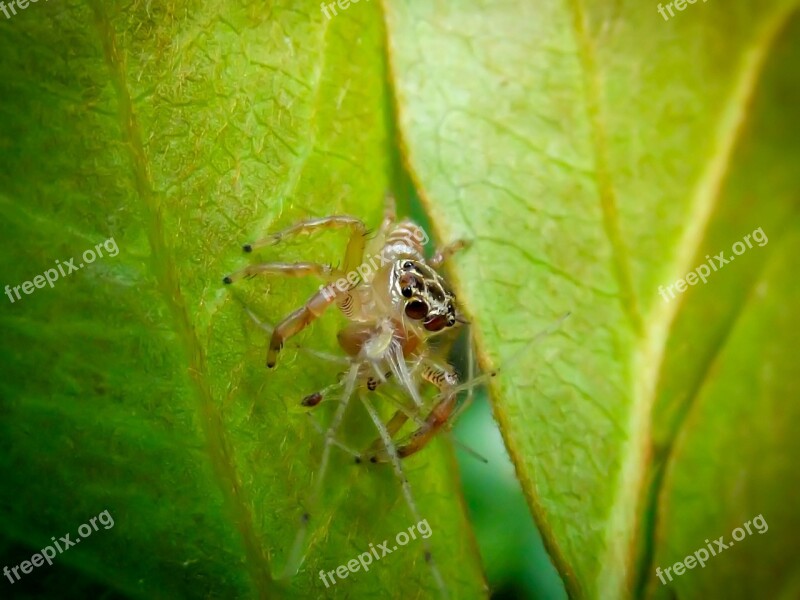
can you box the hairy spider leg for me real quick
[223,261,342,285]
[304,388,487,466]
[296,333,490,460]
[300,326,493,467]
[368,359,460,462]
[239,215,368,367]
[267,284,347,368]
[301,374,484,595]
[428,239,470,268]
[244,215,367,274]
[305,411,361,457]
[362,393,419,459]
[242,306,349,369]
[360,394,448,598]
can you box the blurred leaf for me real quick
[0,1,484,598]
[383,0,800,598]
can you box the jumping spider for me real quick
[224,194,476,595]
[223,193,470,462]
[223,195,566,595]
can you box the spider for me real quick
[223,193,470,463]
[224,199,568,596]
[223,193,472,595]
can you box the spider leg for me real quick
[302,378,415,463]
[366,373,388,391]
[364,409,410,458]
[363,393,489,465]
[300,379,344,408]
[365,370,490,463]
[244,307,349,366]
[369,359,458,462]
[305,411,361,458]
[363,375,430,456]
[360,393,448,598]
[378,191,397,236]
[428,239,470,268]
[239,217,368,369]
[369,360,459,462]
[266,284,348,368]
[281,361,360,579]
[222,261,341,285]
[244,215,367,273]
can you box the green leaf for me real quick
[383,0,800,598]
[6,0,800,597]
[0,1,484,598]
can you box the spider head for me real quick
[393,259,457,334]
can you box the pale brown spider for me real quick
[224,194,475,595]
[223,201,568,594]
[223,193,469,462]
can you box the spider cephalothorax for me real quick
[393,259,457,333]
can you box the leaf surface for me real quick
[0,1,485,598]
[382,0,800,597]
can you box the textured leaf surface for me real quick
[0,1,484,598]
[4,0,800,598]
[383,0,800,598]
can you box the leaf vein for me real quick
[88,3,275,596]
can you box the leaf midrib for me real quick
[567,3,800,597]
[632,6,799,597]
[88,2,276,596]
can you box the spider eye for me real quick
[404,300,428,320]
[398,273,424,298]
[424,315,447,332]
[446,314,456,326]
[402,261,414,270]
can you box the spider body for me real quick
[224,194,468,462]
